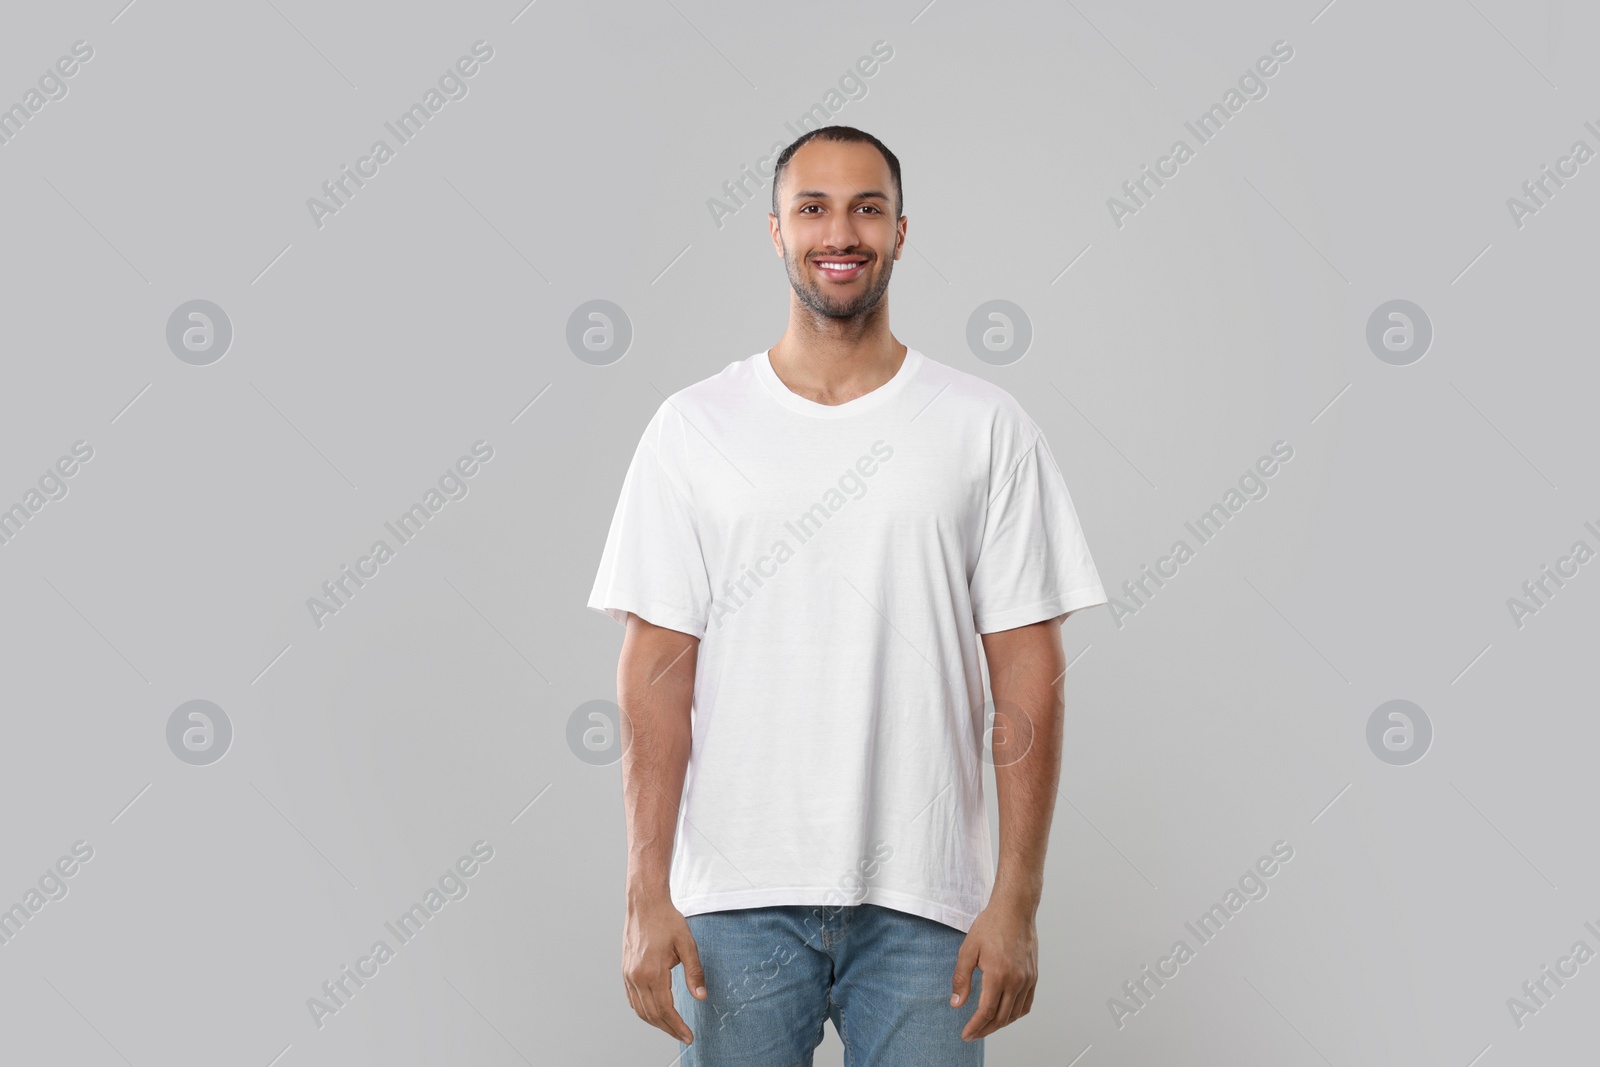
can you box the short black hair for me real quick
[770,126,903,220]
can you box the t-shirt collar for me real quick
[754,347,924,419]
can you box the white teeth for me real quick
[818,261,861,270]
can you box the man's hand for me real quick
[950,895,1038,1041]
[957,615,1064,1041]
[617,613,702,1042]
[622,893,708,1044]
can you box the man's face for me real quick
[769,140,905,321]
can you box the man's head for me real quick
[768,126,905,321]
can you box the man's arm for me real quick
[983,613,1067,909]
[618,612,709,1044]
[951,614,1067,1041]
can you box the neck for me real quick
[769,307,906,407]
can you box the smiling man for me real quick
[589,126,1108,1065]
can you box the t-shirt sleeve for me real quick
[586,419,712,640]
[969,420,1108,634]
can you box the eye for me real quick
[857,204,882,214]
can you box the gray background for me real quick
[1,0,1595,1064]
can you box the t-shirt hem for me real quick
[586,595,706,641]
[673,885,985,934]
[974,584,1109,634]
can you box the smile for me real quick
[814,259,867,280]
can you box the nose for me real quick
[821,210,859,253]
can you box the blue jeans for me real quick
[669,903,984,1066]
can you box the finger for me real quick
[960,979,998,1036]
[992,982,1022,1034]
[624,970,653,1025]
[656,996,695,1045]
[679,931,709,999]
[1016,981,1035,1020]
[949,942,978,1007]
[631,975,663,1035]
[660,963,699,1043]
[639,970,693,1044]
[629,975,688,1045]
[961,970,1000,1041]
[968,977,1016,1039]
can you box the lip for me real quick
[813,256,868,281]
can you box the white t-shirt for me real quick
[587,346,1107,932]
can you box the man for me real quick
[587,125,1107,1065]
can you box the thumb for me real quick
[679,931,708,999]
[950,938,978,1007]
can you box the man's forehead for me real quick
[787,142,889,183]
[784,147,896,199]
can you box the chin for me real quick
[801,290,864,317]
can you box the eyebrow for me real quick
[789,189,890,205]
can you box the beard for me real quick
[781,242,895,320]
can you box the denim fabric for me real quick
[669,903,984,1066]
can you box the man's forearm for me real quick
[980,617,1067,912]
[618,615,699,903]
